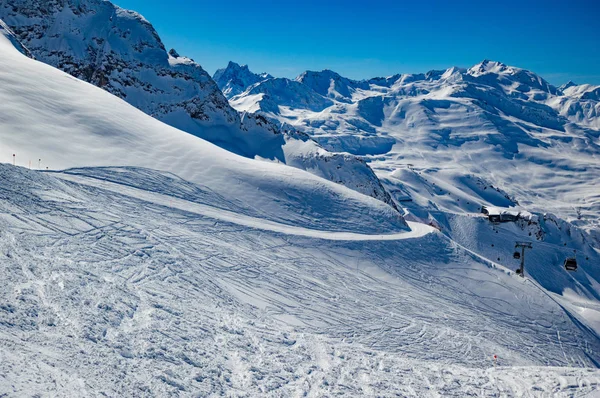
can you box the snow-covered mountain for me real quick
[0,24,404,233]
[562,83,600,101]
[297,69,369,101]
[0,0,397,208]
[213,61,272,98]
[555,82,600,129]
[224,60,600,239]
[3,25,600,395]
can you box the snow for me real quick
[0,31,406,234]
[1,4,600,396]
[2,163,600,396]
[229,93,265,113]
[57,170,426,240]
[563,84,600,101]
[0,19,31,58]
[213,61,273,99]
[0,0,396,207]
[225,60,600,237]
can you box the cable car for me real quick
[564,258,578,272]
[513,251,521,260]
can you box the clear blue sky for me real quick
[114,0,600,85]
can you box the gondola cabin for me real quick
[513,252,521,260]
[564,258,578,272]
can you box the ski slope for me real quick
[56,170,433,241]
[2,164,600,396]
[1,11,600,398]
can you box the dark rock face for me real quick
[0,0,238,130]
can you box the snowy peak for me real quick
[441,66,466,81]
[0,0,202,92]
[233,77,334,114]
[562,83,600,101]
[397,73,427,84]
[467,59,558,94]
[559,80,577,91]
[213,61,273,98]
[296,69,368,100]
[467,59,512,76]
[367,74,402,87]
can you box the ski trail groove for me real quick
[55,172,436,241]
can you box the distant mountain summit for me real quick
[296,69,369,101]
[561,83,600,101]
[213,61,272,98]
[559,80,578,91]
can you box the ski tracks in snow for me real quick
[55,171,436,242]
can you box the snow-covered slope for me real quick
[226,60,600,238]
[0,24,405,232]
[563,84,600,102]
[3,164,600,396]
[0,0,395,207]
[0,18,30,57]
[3,15,600,396]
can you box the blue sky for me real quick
[115,0,600,85]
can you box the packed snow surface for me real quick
[1,6,600,398]
[2,165,600,396]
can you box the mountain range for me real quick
[216,60,600,240]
